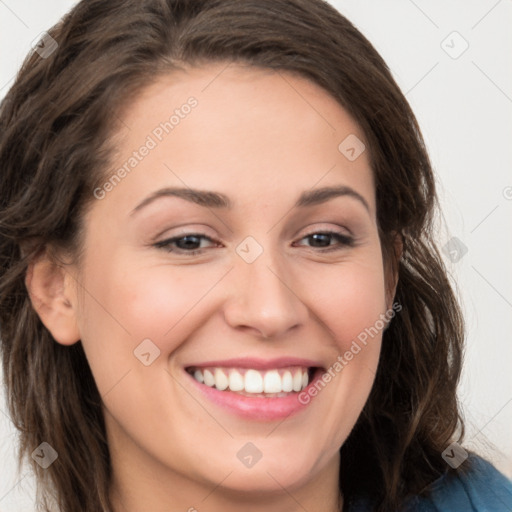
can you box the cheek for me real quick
[109,266,204,340]
[73,253,191,383]
[76,238,386,399]
[307,256,388,351]
[305,259,386,435]
[78,246,387,355]
[76,255,224,372]
[82,255,204,335]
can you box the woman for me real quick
[0,1,511,511]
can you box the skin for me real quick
[26,62,399,512]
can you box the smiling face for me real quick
[38,62,396,509]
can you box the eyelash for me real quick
[153,230,355,256]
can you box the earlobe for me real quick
[24,247,81,346]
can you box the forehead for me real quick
[121,62,365,145]
[95,62,375,219]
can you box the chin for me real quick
[216,463,314,494]
[199,446,326,494]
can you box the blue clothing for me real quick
[348,454,512,511]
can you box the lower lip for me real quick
[184,369,322,421]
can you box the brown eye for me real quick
[296,231,355,251]
[154,233,219,255]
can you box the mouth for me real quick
[183,359,325,421]
[186,365,321,398]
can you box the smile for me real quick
[187,366,314,397]
[184,360,325,421]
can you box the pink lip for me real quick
[185,357,323,370]
[183,367,324,421]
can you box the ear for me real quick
[384,232,403,311]
[24,246,81,346]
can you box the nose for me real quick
[222,245,308,339]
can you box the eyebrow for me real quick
[129,185,370,216]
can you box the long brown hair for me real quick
[0,1,466,510]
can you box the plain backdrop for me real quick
[1,1,511,510]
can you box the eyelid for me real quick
[294,229,355,250]
[153,226,356,256]
[153,224,218,240]
[299,223,353,239]
[153,223,352,243]
[153,232,220,250]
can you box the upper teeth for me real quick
[190,367,310,394]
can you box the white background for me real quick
[1,1,511,510]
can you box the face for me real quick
[57,63,395,504]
